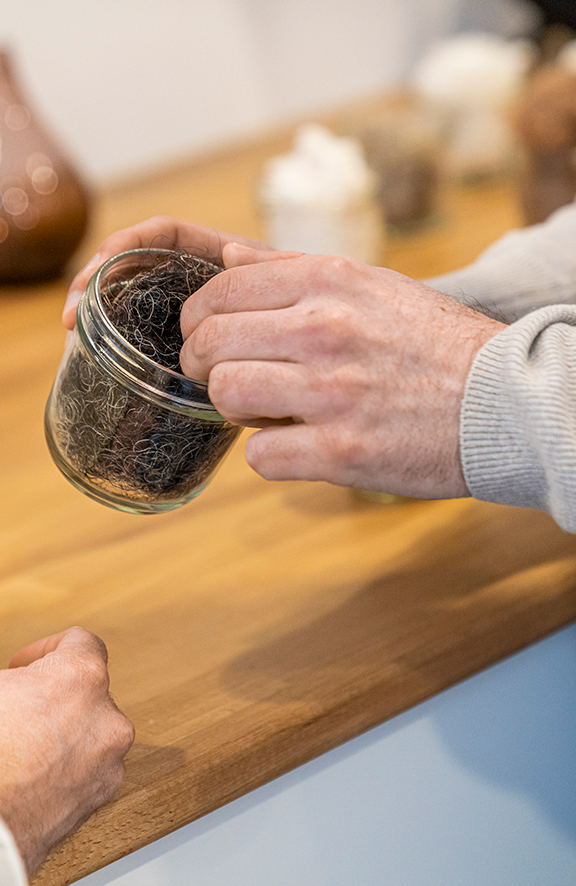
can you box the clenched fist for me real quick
[0,627,134,874]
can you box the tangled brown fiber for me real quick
[101,251,214,372]
[52,252,239,505]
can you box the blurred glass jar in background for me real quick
[342,100,444,231]
[513,50,576,224]
[411,33,534,181]
[258,123,385,265]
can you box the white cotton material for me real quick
[411,33,535,177]
[411,32,534,108]
[0,819,27,886]
[258,123,382,262]
[260,123,375,210]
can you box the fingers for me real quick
[62,216,273,330]
[181,301,323,381]
[63,218,203,329]
[10,625,134,766]
[2,627,135,876]
[207,356,347,428]
[9,631,69,668]
[244,423,352,484]
[180,252,310,341]
[223,241,301,269]
[9,626,108,669]
[208,360,308,423]
[246,425,315,480]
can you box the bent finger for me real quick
[63,218,271,329]
[223,242,300,269]
[181,254,312,339]
[208,360,311,425]
[244,423,343,483]
[9,626,108,669]
[181,303,322,381]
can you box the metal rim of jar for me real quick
[76,248,227,422]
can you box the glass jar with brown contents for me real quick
[45,248,240,514]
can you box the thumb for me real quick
[9,626,108,669]
[223,241,302,269]
[9,631,70,668]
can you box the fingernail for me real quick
[223,241,256,269]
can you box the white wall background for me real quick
[0,0,539,184]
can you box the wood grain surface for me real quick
[0,104,574,885]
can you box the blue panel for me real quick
[78,624,576,886]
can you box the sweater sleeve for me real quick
[428,201,576,322]
[461,304,576,532]
[0,819,27,886]
[425,200,576,529]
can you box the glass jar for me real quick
[258,189,384,264]
[342,102,444,231]
[257,123,385,265]
[45,248,240,515]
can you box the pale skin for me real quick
[64,216,506,500]
[0,627,135,875]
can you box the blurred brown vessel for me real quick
[0,48,90,283]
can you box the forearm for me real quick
[427,202,576,322]
[461,303,576,531]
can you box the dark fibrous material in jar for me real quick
[55,252,239,502]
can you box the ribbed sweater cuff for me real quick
[461,304,576,531]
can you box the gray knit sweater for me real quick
[428,202,576,532]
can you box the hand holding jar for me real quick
[63,217,505,502]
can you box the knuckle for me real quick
[192,316,221,362]
[207,363,241,419]
[85,630,109,665]
[330,254,360,277]
[307,366,354,417]
[214,268,240,314]
[113,712,136,754]
[95,709,134,768]
[58,628,111,690]
[312,254,359,287]
[78,654,110,691]
[303,303,354,355]
[322,426,365,470]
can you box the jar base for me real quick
[45,413,210,515]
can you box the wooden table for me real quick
[1,112,575,885]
